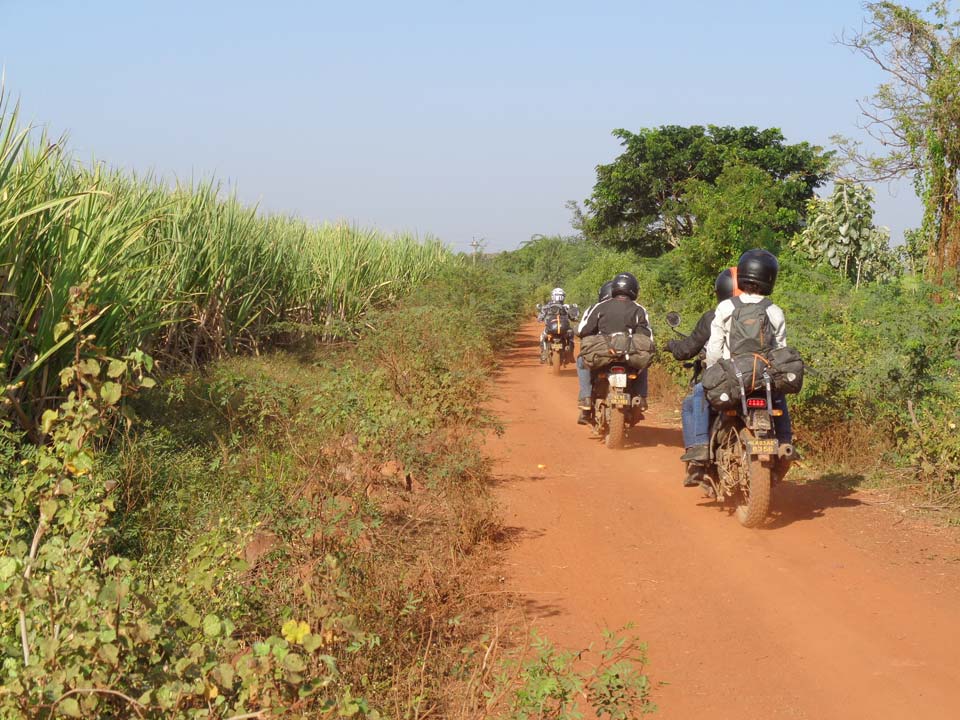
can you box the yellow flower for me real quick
[281,619,310,644]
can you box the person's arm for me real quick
[634,304,653,339]
[705,303,729,367]
[768,304,787,348]
[668,311,713,360]
[577,301,601,337]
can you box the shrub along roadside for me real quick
[0,261,519,717]
[2,260,657,718]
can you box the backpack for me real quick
[728,297,774,356]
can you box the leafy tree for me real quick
[582,125,832,256]
[837,1,960,285]
[679,164,799,284]
[794,180,898,287]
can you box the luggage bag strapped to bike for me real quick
[767,346,804,394]
[580,333,655,371]
[545,314,570,337]
[702,353,773,409]
[702,348,806,409]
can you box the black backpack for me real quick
[728,297,774,356]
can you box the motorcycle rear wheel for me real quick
[605,408,626,449]
[551,350,562,375]
[734,432,772,528]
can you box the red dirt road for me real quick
[487,326,960,719]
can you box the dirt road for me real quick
[487,327,960,719]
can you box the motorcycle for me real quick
[588,341,646,450]
[536,304,577,375]
[666,312,794,527]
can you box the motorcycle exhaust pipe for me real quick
[778,443,795,459]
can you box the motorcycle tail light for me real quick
[746,398,767,408]
[610,367,626,374]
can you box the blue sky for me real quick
[2,0,922,251]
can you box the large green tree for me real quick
[679,164,798,284]
[838,1,960,286]
[581,125,832,256]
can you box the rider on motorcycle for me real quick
[575,273,652,424]
[574,280,614,424]
[696,249,794,481]
[537,287,578,363]
[667,267,737,486]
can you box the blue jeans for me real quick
[682,383,711,448]
[576,356,648,401]
[683,382,793,448]
[576,355,592,400]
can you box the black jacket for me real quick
[576,297,652,339]
[667,310,714,360]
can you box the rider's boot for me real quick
[680,444,709,463]
[577,397,591,425]
[683,461,704,487]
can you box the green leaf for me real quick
[101,382,122,405]
[203,613,222,638]
[58,698,82,717]
[0,556,18,581]
[180,604,201,628]
[98,643,119,665]
[214,662,235,689]
[40,499,58,521]
[302,633,324,652]
[78,358,100,377]
[283,653,306,672]
[107,359,127,378]
[139,376,156,389]
[41,409,59,435]
[53,321,71,342]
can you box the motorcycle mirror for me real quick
[666,311,681,328]
[536,303,542,311]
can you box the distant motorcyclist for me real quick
[576,273,652,423]
[574,280,614,423]
[701,249,794,481]
[667,267,737,486]
[537,287,578,363]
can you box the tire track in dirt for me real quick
[487,325,960,719]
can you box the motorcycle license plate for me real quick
[609,373,627,389]
[608,391,630,407]
[748,438,779,456]
[551,342,563,350]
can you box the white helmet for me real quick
[550,287,565,303]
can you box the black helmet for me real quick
[611,272,638,300]
[736,249,779,295]
[597,280,614,303]
[715,268,736,302]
